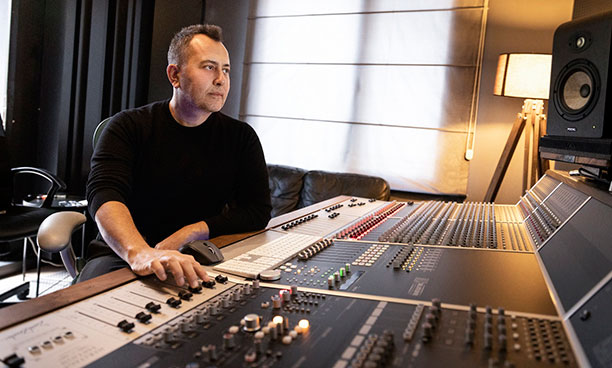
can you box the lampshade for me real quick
[493,53,552,99]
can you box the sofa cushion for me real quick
[267,164,307,217]
[299,170,391,208]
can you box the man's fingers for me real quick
[150,260,167,281]
[182,262,200,288]
[134,250,210,287]
[193,262,210,282]
[165,259,185,286]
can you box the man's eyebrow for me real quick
[200,59,231,68]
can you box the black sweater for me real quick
[86,100,271,245]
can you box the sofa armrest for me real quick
[299,170,390,208]
[268,164,308,217]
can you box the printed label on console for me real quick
[408,277,429,297]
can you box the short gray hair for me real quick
[167,24,223,66]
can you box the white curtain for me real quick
[240,0,487,195]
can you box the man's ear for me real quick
[167,64,180,88]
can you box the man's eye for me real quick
[223,69,230,74]
[204,65,214,70]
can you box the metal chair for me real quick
[35,118,110,282]
[0,135,67,299]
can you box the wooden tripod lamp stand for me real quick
[485,53,552,202]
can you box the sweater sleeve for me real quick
[203,124,272,237]
[86,113,140,219]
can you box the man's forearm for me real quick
[93,200,210,287]
[94,201,150,263]
[155,221,210,251]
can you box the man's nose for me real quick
[214,70,226,86]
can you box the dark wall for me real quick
[204,0,250,119]
[6,0,45,167]
[147,0,204,103]
[6,0,205,195]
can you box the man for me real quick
[81,24,272,288]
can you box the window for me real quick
[241,0,487,195]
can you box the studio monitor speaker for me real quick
[547,11,612,138]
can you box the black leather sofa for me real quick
[267,164,391,217]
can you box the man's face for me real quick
[177,34,230,113]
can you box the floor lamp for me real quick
[485,53,552,202]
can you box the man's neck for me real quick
[168,96,212,127]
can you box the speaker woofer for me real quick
[553,59,600,121]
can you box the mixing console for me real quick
[266,240,557,315]
[0,171,609,367]
[0,277,577,368]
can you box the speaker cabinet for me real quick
[547,11,612,138]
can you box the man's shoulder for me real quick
[213,112,256,134]
[114,100,169,122]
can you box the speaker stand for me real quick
[485,99,548,202]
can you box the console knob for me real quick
[499,335,507,351]
[163,331,177,344]
[272,295,282,309]
[422,322,433,342]
[254,339,264,354]
[484,332,493,350]
[243,314,261,332]
[196,313,207,324]
[223,333,235,350]
[201,345,217,361]
[244,349,257,363]
[430,306,441,319]
[431,298,441,309]
[282,290,291,303]
[425,313,436,328]
[222,298,232,308]
[465,328,474,346]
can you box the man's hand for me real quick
[94,202,211,288]
[155,221,210,251]
[127,247,210,288]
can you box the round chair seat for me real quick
[0,206,56,242]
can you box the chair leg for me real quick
[22,238,27,281]
[35,243,41,298]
